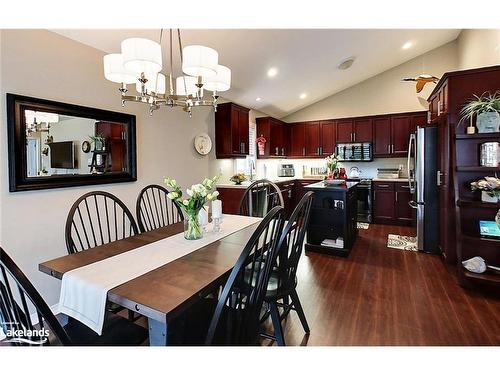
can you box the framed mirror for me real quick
[7,94,137,192]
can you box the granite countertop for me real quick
[216,176,323,189]
[304,181,359,191]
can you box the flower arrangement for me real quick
[164,176,220,239]
[471,176,500,202]
[88,134,106,150]
[230,173,247,185]
[325,154,339,179]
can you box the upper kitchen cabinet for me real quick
[215,102,250,158]
[290,122,306,157]
[373,117,392,157]
[391,115,412,156]
[256,116,290,158]
[336,118,373,143]
[304,121,321,157]
[319,120,335,156]
[429,80,448,122]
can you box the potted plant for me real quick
[164,176,220,240]
[89,134,106,151]
[230,173,247,185]
[460,91,500,134]
[325,154,339,179]
[471,176,500,203]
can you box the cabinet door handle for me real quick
[387,145,390,153]
[242,143,245,153]
[395,192,398,202]
[353,133,356,142]
[377,184,390,188]
[303,147,305,156]
[282,147,285,156]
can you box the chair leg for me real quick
[269,301,286,346]
[290,289,310,333]
[128,309,135,321]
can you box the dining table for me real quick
[39,216,261,346]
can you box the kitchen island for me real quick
[304,181,358,257]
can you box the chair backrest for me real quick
[238,179,284,218]
[206,206,285,345]
[0,247,71,346]
[273,192,314,292]
[136,184,184,233]
[65,191,139,254]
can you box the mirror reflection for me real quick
[24,110,128,178]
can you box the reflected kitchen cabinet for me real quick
[215,102,250,158]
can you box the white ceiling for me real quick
[51,29,460,118]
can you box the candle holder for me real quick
[212,217,222,233]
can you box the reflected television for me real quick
[50,141,75,169]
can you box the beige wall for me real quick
[458,29,500,69]
[0,30,215,306]
[283,41,459,122]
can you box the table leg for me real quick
[148,318,168,346]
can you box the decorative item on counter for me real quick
[471,176,500,203]
[198,205,209,232]
[349,166,361,179]
[164,175,220,240]
[462,256,500,274]
[256,134,267,156]
[480,142,499,167]
[466,117,476,134]
[338,167,347,180]
[89,134,106,151]
[230,173,246,185]
[460,91,500,134]
[325,153,339,180]
[496,209,500,229]
[212,199,222,233]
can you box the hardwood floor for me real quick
[260,224,500,346]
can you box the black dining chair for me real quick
[260,191,314,346]
[0,247,148,346]
[179,206,285,345]
[65,191,139,320]
[65,191,139,254]
[238,179,284,218]
[136,184,184,233]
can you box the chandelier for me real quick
[103,29,231,116]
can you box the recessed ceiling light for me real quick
[267,67,278,78]
[337,57,355,70]
[402,41,413,50]
[256,97,262,102]
[299,93,307,99]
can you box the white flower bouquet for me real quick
[471,176,500,202]
[164,176,220,240]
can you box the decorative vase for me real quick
[481,191,499,203]
[183,209,203,240]
[234,181,242,185]
[476,111,500,133]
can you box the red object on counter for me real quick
[338,167,347,180]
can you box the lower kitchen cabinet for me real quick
[373,181,414,226]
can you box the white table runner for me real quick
[59,214,261,335]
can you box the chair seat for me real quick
[242,266,296,300]
[63,314,148,346]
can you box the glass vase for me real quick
[183,209,203,240]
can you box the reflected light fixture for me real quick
[299,93,307,99]
[402,41,413,50]
[103,29,231,117]
[267,67,278,78]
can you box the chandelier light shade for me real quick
[175,76,198,96]
[103,54,137,84]
[121,38,162,74]
[182,45,219,78]
[204,65,231,92]
[104,29,230,116]
[25,110,59,124]
[136,72,167,95]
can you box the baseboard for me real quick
[0,303,60,342]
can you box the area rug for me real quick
[357,222,370,230]
[387,234,417,251]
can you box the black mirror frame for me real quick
[7,93,137,192]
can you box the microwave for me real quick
[335,143,373,161]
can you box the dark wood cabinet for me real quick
[215,102,250,158]
[256,116,289,158]
[319,120,335,156]
[353,118,373,143]
[395,182,414,224]
[336,120,353,143]
[95,121,126,172]
[305,121,321,157]
[373,117,392,157]
[373,182,395,222]
[391,115,412,156]
[290,122,305,157]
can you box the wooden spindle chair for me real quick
[65,191,139,254]
[260,191,314,346]
[0,247,147,346]
[136,184,184,233]
[238,179,284,218]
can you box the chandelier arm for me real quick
[169,29,174,96]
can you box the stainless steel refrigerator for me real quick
[407,126,439,254]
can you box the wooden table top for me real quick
[39,220,260,322]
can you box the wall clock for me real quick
[194,133,212,155]
[82,140,91,153]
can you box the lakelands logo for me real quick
[2,321,49,345]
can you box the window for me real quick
[234,122,256,177]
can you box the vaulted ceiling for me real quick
[52,29,460,118]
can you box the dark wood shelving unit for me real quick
[456,166,500,172]
[455,132,500,140]
[457,199,500,209]
[463,269,500,285]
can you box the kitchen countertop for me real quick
[216,176,323,189]
[303,181,359,191]
[372,178,409,182]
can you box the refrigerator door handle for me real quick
[408,200,419,209]
[407,133,416,194]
